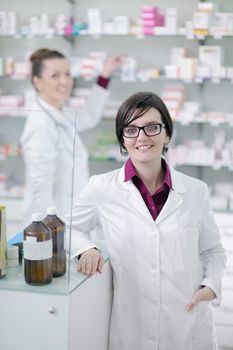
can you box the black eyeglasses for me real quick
[122,123,165,138]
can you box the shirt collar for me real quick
[124,157,173,190]
[163,158,173,189]
[124,158,137,181]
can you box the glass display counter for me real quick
[0,240,109,295]
[0,108,113,350]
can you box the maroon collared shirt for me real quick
[124,158,173,220]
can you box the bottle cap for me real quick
[47,207,57,215]
[32,213,43,222]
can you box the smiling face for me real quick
[123,107,170,166]
[33,58,73,109]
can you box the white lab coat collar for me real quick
[116,160,186,224]
[37,97,72,130]
[116,159,186,193]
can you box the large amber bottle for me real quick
[43,207,66,277]
[23,213,52,285]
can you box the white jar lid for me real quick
[47,207,57,215]
[32,213,43,222]
[7,245,19,259]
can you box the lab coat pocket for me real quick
[175,228,199,272]
[198,300,211,309]
[193,301,215,349]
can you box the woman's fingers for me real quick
[97,255,104,274]
[77,248,103,275]
[185,286,216,312]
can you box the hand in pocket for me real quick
[185,286,216,311]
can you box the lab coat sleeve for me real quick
[199,184,227,305]
[21,123,58,224]
[74,84,110,132]
[66,176,99,259]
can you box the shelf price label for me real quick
[211,78,220,84]
[45,33,54,39]
[212,33,223,40]
[136,34,145,39]
[209,120,220,127]
[196,35,205,41]
[92,34,101,39]
[185,33,194,40]
[179,119,191,126]
[212,163,221,170]
[195,77,203,84]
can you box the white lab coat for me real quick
[69,163,226,350]
[20,84,109,226]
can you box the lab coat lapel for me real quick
[128,184,154,223]
[117,166,157,223]
[38,100,76,154]
[156,190,182,224]
[156,165,186,224]
[37,97,69,129]
[117,163,186,224]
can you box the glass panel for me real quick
[0,107,100,294]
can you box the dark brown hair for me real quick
[30,48,65,83]
[115,92,173,154]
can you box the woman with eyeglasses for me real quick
[20,48,124,226]
[69,92,226,350]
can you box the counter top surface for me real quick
[0,241,109,295]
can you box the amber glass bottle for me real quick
[23,213,52,285]
[43,207,66,277]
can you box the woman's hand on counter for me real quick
[185,286,216,311]
[77,248,104,275]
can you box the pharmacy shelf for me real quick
[174,163,233,170]
[0,32,71,38]
[76,32,233,39]
[88,156,233,170]
[73,76,233,84]
[0,156,21,161]
[103,115,233,126]
[89,157,124,163]
[0,112,233,127]
[2,75,233,84]
[2,32,233,41]
[0,113,26,117]
[0,76,28,80]
[0,195,23,200]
